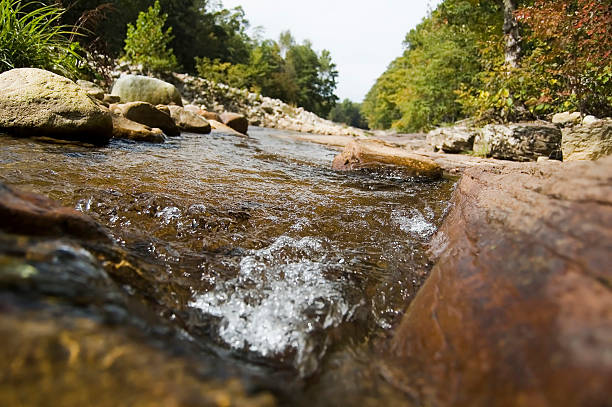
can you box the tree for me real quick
[123,0,179,74]
[503,0,520,67]
[516,0,612,116]
[328,99,368,129]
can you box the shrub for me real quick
[0,0,85,79]
[123,0,179,74]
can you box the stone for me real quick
[202,110,222,122]
[562,119,612,161]
[582,115,599,125]
[552,111,582,126]
[111,114,165,143]
[0,182,111,242]
[0,68,112,144]
[388,157,612,407]
[332,140,442,179]
[111,74,182,106]
[473,123,562,161]
[77,80,105,101]
[426,125,477,153]
[209,119,247,137]
[167,106,211,134]
[111,102,180,138]
[103,94,121,105]
[220,112,248,135]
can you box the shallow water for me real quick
[0,127,455,405]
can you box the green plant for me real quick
[0,0,85,78]
[123,0,179,74]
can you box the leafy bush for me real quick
[123,0,179,74]
[0,0,85,78]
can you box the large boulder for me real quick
[562,119,612,161]
[111,74,182,106]
[0,68,112,144]
[427,125,477,153]
[111,114,165,143]
[387,157,612,407]
[111,102,180,138]
[332,140,442,179]
[220,112,248,135]
[473,122,562,161]
[76,80,105,101]
[167,105,211,134]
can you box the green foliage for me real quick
[196,32,339,118]
[363,0,502,131]
[328,99,368,129]
[0,0,85,78]
[123,0,179,74]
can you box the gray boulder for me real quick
[552,111,582,126]
[111,102,180,137]
[0,68,112,144]
[427,125,477,153]
[562,119,612,161]
[167,106,211,134]
[111,74,182,106]
[473,123,562,161]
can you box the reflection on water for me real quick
[0,127,455,406]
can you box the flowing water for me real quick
[0,127,455,406]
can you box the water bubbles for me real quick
[189,235,352,376]
[391,208,437,239]
[155,206,182,225]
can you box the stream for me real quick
[0,127,455,406]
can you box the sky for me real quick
[220,0,442,103]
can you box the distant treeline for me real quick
[363,0,612,131]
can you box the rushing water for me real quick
[0,127,455,405]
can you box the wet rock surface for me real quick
[111,114,166,143]
[111,101,180,138]
[332,140,442,179]
[0,68,112,144]
[387,156,612,407]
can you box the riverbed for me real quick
[0,127,455,406]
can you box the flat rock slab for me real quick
[332,140,442,179]
[0,68,112,144]
[387,156,612,407]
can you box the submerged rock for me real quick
[111,74,183,106]
[388,157,612,407]
[168,105,211,134]
[427,124,477,153]
[111,102,180,137]
[220,112,249,135]
[332,140,442,179]
[0,182,111,242]
[473,122,562,161]
[0,68,112,144]
[111,114,166,143]
[562,119,612,161]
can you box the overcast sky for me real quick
[220,0,441,103]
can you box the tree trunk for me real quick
[503,0,521,67]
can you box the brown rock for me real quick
[167,105,211,134]
[201,110,222,122]
[208,119,247,137]
[387,157,612,407]
[332,140,442,179]
[0,183,111,242]
[112,102,180,137]
[220,112,248,135]
[111,114,165,143]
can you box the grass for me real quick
[0,0,84,79]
